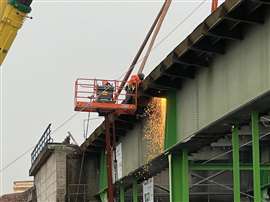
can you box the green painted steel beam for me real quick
[164,91,178,150]
[132,179,138,202]
[252,111,261,202]
[170,150,189,202]
[98,150,108,202]
[179,150,189,202]
[99,150,108,191]
[120,184,125,202]
[261,170,270,189]
[232,125,241,202]
[190,163,270,171]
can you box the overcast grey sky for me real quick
[0,0,221,194]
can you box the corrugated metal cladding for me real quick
[177,14,270,141]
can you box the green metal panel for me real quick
[261,170,270,189]
[132,179,138,202]
[232,125,241,202]
[252,112,261,202]
[120,184,125,202]
[261,148,270,189]
[99,150,108,192]
[164,91,178,149]
[176,17,270,141]
[169,150,189,202]
[99,191,107,202]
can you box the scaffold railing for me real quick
[74,78,137,115]
[67,183,89,202]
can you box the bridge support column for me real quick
[232,125,241,202]
[164,91,177,150]
[251,111,261,201]
[169,150,189,202]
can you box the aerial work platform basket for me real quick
[74,78,137,115]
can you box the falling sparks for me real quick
[143,97,167,162]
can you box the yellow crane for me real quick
[0,0,32,65]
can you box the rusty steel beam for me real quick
[138,0,172,74]
[211,0,218,12]
[115,1,167,98]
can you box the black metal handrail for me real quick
[31,123,53,163]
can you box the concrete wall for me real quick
[34,146,70,202]
[176,15,270,141]
[55,151,67,202]
[35,152,57,202]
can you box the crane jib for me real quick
[0,0,32,65]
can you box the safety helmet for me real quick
[102,80,109,85]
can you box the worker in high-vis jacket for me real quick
[97,80,114,102]
[0,0,32,65]
[124,73,144,104]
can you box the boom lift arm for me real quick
[0,0,32,65]
[212,0,219,12]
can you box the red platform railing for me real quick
[74,78,137,115]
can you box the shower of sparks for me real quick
[143,97,167,162]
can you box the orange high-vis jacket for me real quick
[128,75,141,85]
